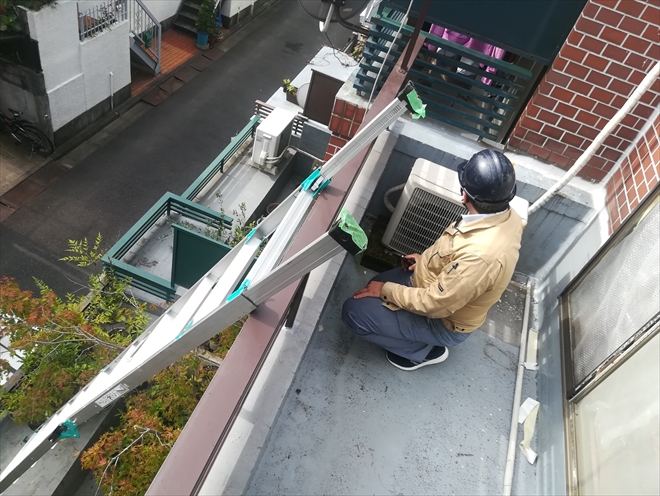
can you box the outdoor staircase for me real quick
[174,1,202,34]
[129,0,162,75]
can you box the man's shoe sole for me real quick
[386,348,449,371]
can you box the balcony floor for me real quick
[245,256,538,495]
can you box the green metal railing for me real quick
[356,7,544,142]
[183,115,261,201]
[103,194,233,301]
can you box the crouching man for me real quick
[342,150,523,371]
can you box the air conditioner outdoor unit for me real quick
[251,107,296,174]
[382,159,529,255]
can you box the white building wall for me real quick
[142,0,180,23]
[222,0,257,19]
[24,0,131,132]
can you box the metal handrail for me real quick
[78,0,128,41]
[129,0,161,74]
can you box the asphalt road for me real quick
[0,1,351,295]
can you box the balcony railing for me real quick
[78,0,127,41]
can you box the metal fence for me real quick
[78,0,127,41]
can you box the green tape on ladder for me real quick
[406,89,426,119]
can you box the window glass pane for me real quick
[574,332,660,495]
[569,200,660,385]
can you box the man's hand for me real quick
[353,281,385,299]
[401,253,421,271]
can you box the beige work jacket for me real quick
[380,209,523,333]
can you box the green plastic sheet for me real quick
[59,419,80,440]
[406,90,426,119]
[338,208,367,253]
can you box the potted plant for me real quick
[195,0,216,49]
[282,79,298,104]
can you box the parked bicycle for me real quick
[0,108,54,157]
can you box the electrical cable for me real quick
[366,0,414,109]
[324,32,359,67]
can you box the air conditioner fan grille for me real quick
[388,188,467,255]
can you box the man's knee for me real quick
[341,297,369,336]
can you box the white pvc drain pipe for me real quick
[502,280,532,496]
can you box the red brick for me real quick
[593,102,617,119]
[561,45,589,63]
[601,146,622,161]
[605,62,629,79]
[624,52,654,71]
[579,35,607,53]
[594,6,623,25]
[555,103,578,119]
[542,124,564,140]
[329,115,341,133]
[508,135,522,148]
[565,61,590,79]
[590,87,616,104]
[349,121,360,138]
[602,44,628,63]
[643,161,658,183]
[324,151,334,162]
[534,94,557,111]
[549,152,571,168]
[546,139,567,154]
[641,5,660,23]
[618,0,645,17]
[574,95,597,111]
[522,118,543,132]
[622,114,641,130]
[355,106,366,123]
[564,133,585,148]
[645,42,660,59]
[526,131,547,146]
[567,30,585,46]
[586,70,610,87]
[329,135,346,147]
[585,165,609,182]
[623,35,651,54]
[616,126,638,141]
[608,78,635,96]
[599,25,627,44]
[554,56,569,72]
[576,16,605,36]
[584,54,610,71]
[641,24,659,44]
[576,110,600,127]
[517,140,532,153]
[637,180,649,200]
[579,124,600,139]
[604,134,623,149]
[545,70,571,87]
[525,104,542,118]
[343,103,356,120]
[538,110,561,125]
[628,70,648,85]
[632,103,654,119]
[551,86,575,103]
[590,154,609,169]
[630,195,640,211]
[583,1,600,18]
[528,144,551,160]
[333,99,346,116]
[611,95,627,108]
[634,167,645,185]
[558,117,581,133]
[339,119,351,138]
[618,15,646,35]
[640,89,659,105]
[569,79,593,95]
[619,200,630,220]
[565,146,584,159]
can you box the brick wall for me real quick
[605,110,659,232]
[508,0,660,182]
[324,98,366,161]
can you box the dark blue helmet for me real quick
[457,150,516,209]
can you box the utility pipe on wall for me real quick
[502,281,532,496]
[109,72,114,110]
[528,61,660,215]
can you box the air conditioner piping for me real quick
[528,61,660,215]
[502,280,532,496]
[384,183,405,213]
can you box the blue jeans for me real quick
[342,268,470,361]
